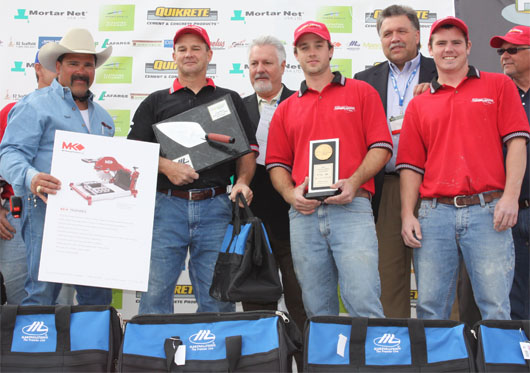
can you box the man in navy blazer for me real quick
[354,5,436,318]
[241,35,307,334]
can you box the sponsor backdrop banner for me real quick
[0,0,457,316]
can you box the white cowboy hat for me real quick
[38,28,112,71]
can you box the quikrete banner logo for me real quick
[145,61,216,76]
[147,7,218,21]
[365,9,436,26]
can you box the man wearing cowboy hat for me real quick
[0,28,115,305]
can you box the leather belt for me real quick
[520,199,530,209]
[158,186,227,201]
[423,191,503,208]
[356,188,371,199]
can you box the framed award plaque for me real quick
[304,138,340,200]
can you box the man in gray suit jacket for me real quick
[242,36,307,335]
[354,5,436,318]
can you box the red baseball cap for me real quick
[429,16,469,41]
[173,25,211,48]
[490,25,530,47]
[293,21,331,46]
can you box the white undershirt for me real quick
[80,109,90,133]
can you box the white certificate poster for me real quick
[38,130,160,291]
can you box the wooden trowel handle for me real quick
[205,133,235,144]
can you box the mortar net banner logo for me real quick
[99,5,135,31]
[317,6,352,33]
[14,8,88,22]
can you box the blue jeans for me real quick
[139,191,235,314]
[510,207,529,320]
[20,196,112,305]
[0,200,27,304]
[289,197,384,318]
[415,198,514,320]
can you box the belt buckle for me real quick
[453,195,466,208]
[188,190,194,201]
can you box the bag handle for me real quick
[225,335,242,372]
[232,193,254,234]
[163,336,183,372]
[408,318,427,366]
[523,321,530,371]
[349,317,368,366]
[1,305,18,353]
[55,305,71,352]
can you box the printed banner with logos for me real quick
[0,0,456,315]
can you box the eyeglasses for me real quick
[496,46,530,55]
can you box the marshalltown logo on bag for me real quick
[373,333,401,353]
[21,321,49,342]
[188,329,216,351]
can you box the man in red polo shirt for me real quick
[397,17,529,320]
[266,21,392,317]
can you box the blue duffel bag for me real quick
[474,319,530,372]
[0,305,122,372]
[118,310,301,372]
[304,317,475,372]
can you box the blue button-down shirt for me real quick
[0,79,114,196]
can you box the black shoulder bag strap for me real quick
[349,317,368,367]
[408,318,427,368]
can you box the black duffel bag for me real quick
[304,316,476,372]
[209,193,282,303]
[0,305,122,372]
[474,319,530,372]
[118,310,301,372]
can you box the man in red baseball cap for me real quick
[397,16,530,320]
[267,21,392,317]
[490,25,530,321]
[128,25,258,315]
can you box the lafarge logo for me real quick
[21,321,49,342]
[373,333,401,353]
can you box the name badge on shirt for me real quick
[389,114,404,135]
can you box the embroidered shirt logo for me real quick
[334,105,356,112]
[471,98,494,105]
